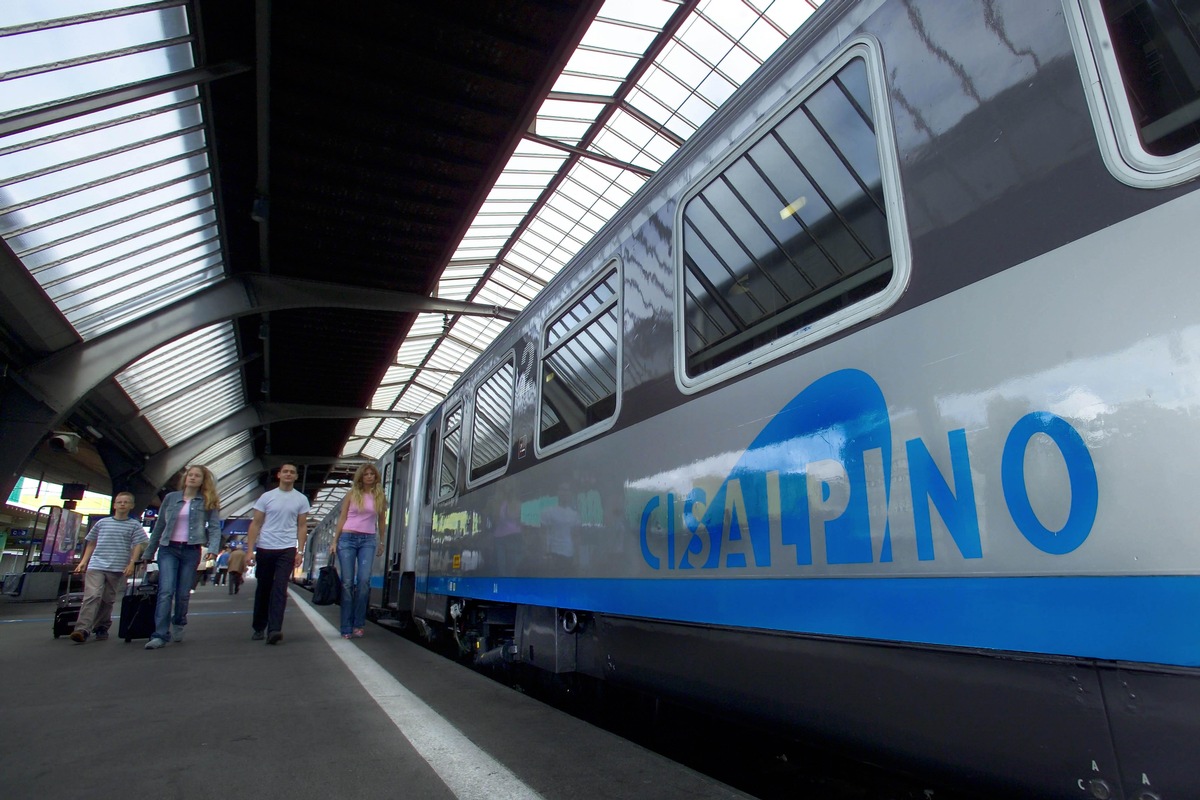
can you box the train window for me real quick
[538,262,621,452]
[469,357,514,482]
[438,403,462,499]
[1068,0,1200,185]
[676,44,907,387]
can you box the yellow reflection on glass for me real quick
[779,195,807,220]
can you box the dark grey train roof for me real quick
[0,0,825,521]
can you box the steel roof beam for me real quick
[20,273,520,420]
[0,62,251,139]
[141,401,412,489]
[262,456,377,468]
[0,276,515,500]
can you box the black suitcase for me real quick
[52,574,83,639]
[119,567,158,643]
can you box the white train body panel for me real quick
[340,1,1200,795]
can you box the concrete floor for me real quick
[0,578,749,800]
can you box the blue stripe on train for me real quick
[420,574,1200,667]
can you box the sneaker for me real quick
[69,629,89,644]
[93,628,109,641]
[352,628,365,639]
[342,633,353,640]
[171,624,185,642]
[145,638,166,650]
[251,630,265,641]
[267,631,283,645]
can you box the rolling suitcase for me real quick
[52,574,83,638]
[119,565,158,643]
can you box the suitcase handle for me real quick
[128,560,156,593]
[61,566,84,598]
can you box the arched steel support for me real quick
[23,274,516,416]
[0,274,515,500]
[141,402,412,490]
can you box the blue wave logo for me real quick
[687,369,890,568]
[640,369,1098,570]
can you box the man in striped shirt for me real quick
[70,491,148,643]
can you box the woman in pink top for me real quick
[329,464,386,638]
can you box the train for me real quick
[302,1,1200,797]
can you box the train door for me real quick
[378,442,411,614]
[412,410,446,624]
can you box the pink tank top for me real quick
[170,498,191,543]
[344,494,378,535]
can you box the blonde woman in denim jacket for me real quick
[143,465,222,650]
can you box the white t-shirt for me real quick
[252,487,311,550]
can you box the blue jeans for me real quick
[154,543,201,641]
[336,534,376,634]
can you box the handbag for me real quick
[312,554,340,606]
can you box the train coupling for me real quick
[475,642,519,667]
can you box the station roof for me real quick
[0,0,821,522]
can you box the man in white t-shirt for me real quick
[246,464,310,644]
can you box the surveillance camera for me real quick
[48,432,81,454]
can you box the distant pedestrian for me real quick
[227,545,247,594]
[70,492,148,643]
[214,545,231,586]
[329,464,386,639]
[246,464,310,644]
[196,551,216,587]
[142,465,222,650]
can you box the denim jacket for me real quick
[145,491,221,559]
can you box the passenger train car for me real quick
[310,1,1200,796]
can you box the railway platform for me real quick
[0,579,749,800]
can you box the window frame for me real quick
[1064,0,1200,188]
[382,458,393,504]
[534,257,623,458]
[673,38,910,393]
[387,441,411,538]
[466,353,516,487]
[422,423,440,506]
[436,401,463,501]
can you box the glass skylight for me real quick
[3,0,822,520]
[0,2,225,341]
[193,431,255,487]
[350,0,823,466]
[114,323,244,447]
